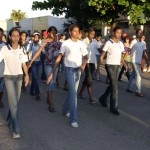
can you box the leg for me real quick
[0,77,5,108]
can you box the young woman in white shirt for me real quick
[78,28,101,104]
[96,27,127,116]
[0,28,29,138]
[47,24,88,128]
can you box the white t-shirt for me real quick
[103,39,124,65]
[83,38,101,63]
[0,45,28,75]
[129,40,146,64]
[59,39,88,68]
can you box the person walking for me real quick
[0,28,29,138]
[96,27,127,116]
[47,24,88,127]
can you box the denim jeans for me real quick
[99,65,120,111]
[44,64,58,91]
[127,62,142,93]
[30,61,40,96]
[0,77,4,92]
[62,67,81,123]
[4,75,23,134]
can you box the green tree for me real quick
[32,0,150,27]
[10,10,26,22]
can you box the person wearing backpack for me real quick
[0,28,29,138]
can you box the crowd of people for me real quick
[0,24,149,139]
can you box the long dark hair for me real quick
[20,31,28,46]
[7,28,26,54]
[7,28,21,47]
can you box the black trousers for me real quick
[83,63,95,87]
[99,65,120,111]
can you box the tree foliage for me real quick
[32,0,150,26]
[10,10,26,22]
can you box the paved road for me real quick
[0,68,150,150]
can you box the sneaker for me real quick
[13,133,21,139]
[71,122,79,128]
[135,92,144,97]
[89,98,96,105]
[66,113,70,118]
[78,94,86,100]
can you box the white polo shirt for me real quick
[0,45,28,75]
[129,40,146,64]
[83,38,101,64]
[59,39,88,68]
[103,39,124,65]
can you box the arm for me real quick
[95,51,106,75]
[143,50,149,68]
[28,45,45,68]
[80,55,88,72]
[121,57,128,72]
[47,54,63,84]
[22,63,29,87]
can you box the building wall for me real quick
[0,20,7,34]
[48,16,66,32]
[20,18,32,36]
[7,20,16,33]
[32,16,48,34]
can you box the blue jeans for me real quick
[30,61,40,96]
[4,75,23,134]
[44,64,58,91]
[127,62,142,93]
[62,67,81,123]
[0,77,4,92]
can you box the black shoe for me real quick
[35,96,40,101]
[126,89,134,93]
[30,92,35,96]
[48,105,55,113]
[110,110,120,116]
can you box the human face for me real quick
[48,31,57,40]
[88,31,95,40]
[96,36,101,41]
[21,33,27,41]
[2,35,6,42]
[34,35,39,43]
[114,29,122,40]
[9,31,20,44]
[70,27,79,39]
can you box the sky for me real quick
[0,0,63,21]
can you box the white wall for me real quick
[48,16,66,32]
[20,18,33,35]
[0,20,7,33]
[7,20,16,32]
